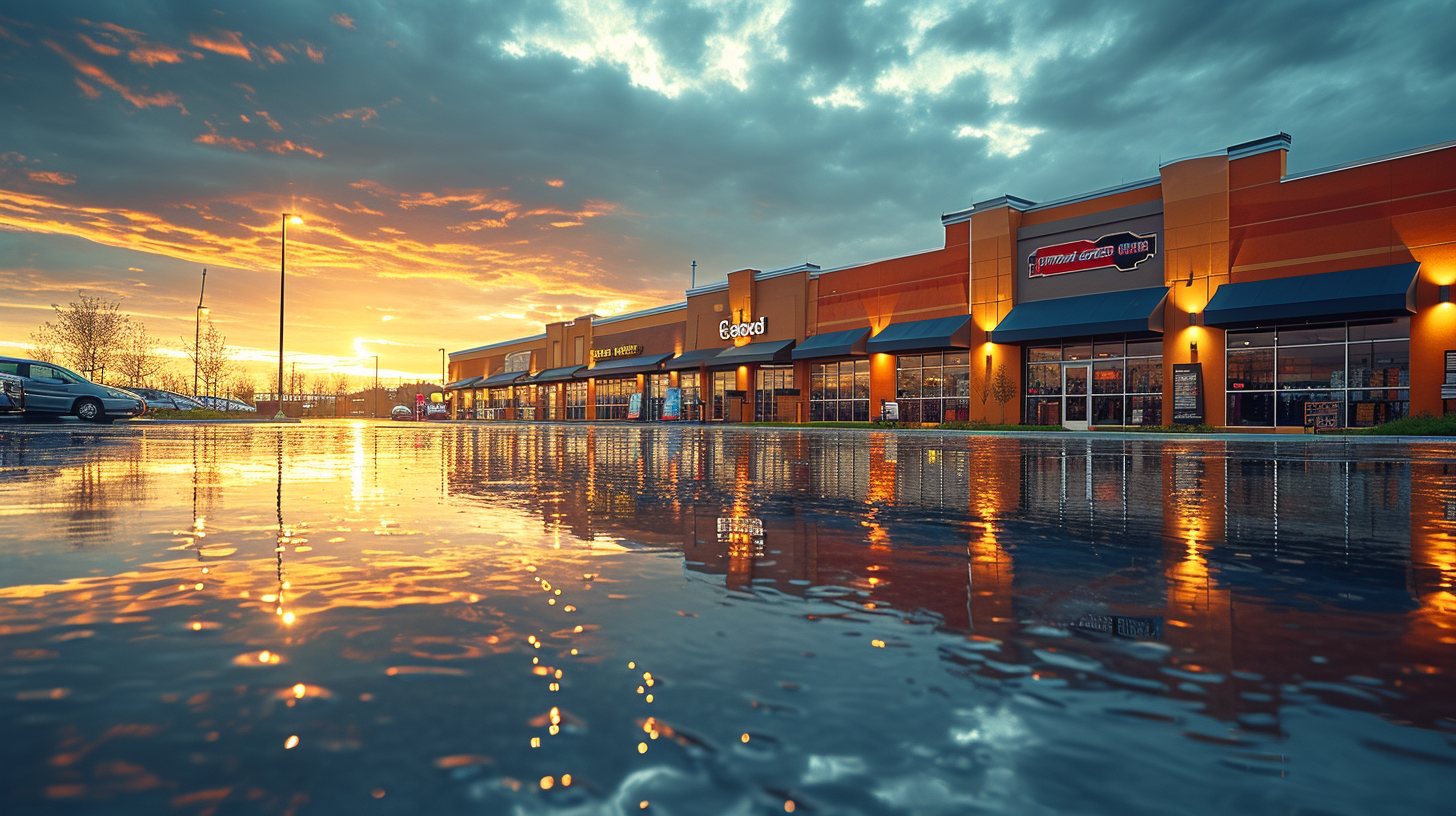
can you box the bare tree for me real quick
[35,293,131,382]
[113,321,170,388]
[968,360,992,420]
[188,319,234,399]
[155,366,191,395]
[991,363,1016,424]
[230,375,257,404]
[27,322,62,364]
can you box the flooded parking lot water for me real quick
[1,421,1454,815]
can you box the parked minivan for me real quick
[0,357,146,423]
[0,372,24,414]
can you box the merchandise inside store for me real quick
[1024,337,1164,427]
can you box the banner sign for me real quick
[1304,401,1339,430]
[504,350,531,372]
[720,316,767,340]
[591,344,643,360]
[1028,231,1158,278]
[627,392,642,420]
[1171,363,1204,425]
[881,401,900,421]
[663,387,682,421]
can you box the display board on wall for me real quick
[882,401,900,421]
[1171,363,1203,425]
[663,388,681,420]
[504,350,531,373]
[627,392,642,420]
[1304,401,1340,430]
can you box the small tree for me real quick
[113,320,169,388]
[27,322,62,364]
[968,359,992,421]
[991,363,1016,424]
[36,293,130,381]
[230,376,258,405]
[187,319,234,399]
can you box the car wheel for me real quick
[75,398,105,422]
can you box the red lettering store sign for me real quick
[1028,231,1158,277]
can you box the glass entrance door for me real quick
[1063,364,1090,430]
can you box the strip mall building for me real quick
[446,133,1456,430]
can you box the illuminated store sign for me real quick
[719,316,767,340]
[504,350,531,372]
[591,344,643,360]
[1028,231,1158,277]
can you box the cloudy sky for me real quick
[1,0,1452,384]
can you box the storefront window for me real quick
[565,381,587,420]
[1224,319,1408,427]
[459,389,474,419]
[647,373,669,421]
[678,371,701,421]
[810,360,870,422]
[895,353,970,423]
[515,384,537,421]
[594,377,635,420]
[488,388,512,419]
[755,365,793,422]
[711,370,735,420]
[1024,337,1161,426]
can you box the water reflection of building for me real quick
[447,426,1455,726]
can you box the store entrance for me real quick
[1063,364,1090,430]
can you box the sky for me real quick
[1,0,1453,385]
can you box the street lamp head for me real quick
[198,306,210,317]
[288,215,303,225]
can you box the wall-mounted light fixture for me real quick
[1440,284,1450,303]
[1190,340,1199,353]
[1188,311,1198,327]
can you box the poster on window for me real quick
[627,392,642,420]
[663,388,681,420]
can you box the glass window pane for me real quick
[1126,338,1163,357]
[1227,329,1275,349]
[922,367,944,398]
[1092,395,1124,426]
[1092,360,1124,394]
[947,366,969,399]
[1278,345,1345,389]
[898,355,922,369]
[1027,346,1061,363]
[1128,358,1162,393]
[809,401,823,421]
[1227,392,1274,426]
[855,369,870,400]
[853,400,869,422]
[944,352,968,367]
[1026,363,1061,396]
[1027,397,1061,426]
[1278,324,1345,346]
[897,366,920,400]
[1349,317,1410,341]
[855,360,870,376]
[811,370,824,401]
[1278,391,1341,427]
[1128,395,1161,426]
[839,365,854,401]
[1062,341,1091,361]
[1093,340,1124,359]
[1227,349,1274,391]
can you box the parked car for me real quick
[0,356,145,423]
[191,395,258,412]
[132,388,205,412]
[390,405,414,420]
[0,372,24,414]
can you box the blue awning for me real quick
[529,366,584,383]
[709,339,796,366]
[989,287,1169,344]
[1202,263,1419,328]
[792,327,870,360]
[866,315,972,354]
[481,371,527,387]
[582,353,674,378]
[663,348,724,370]
[443,376,483,390]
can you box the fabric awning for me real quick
[709,339,796,367]
[529,365,584,383]
[1202,262,1419,328]
[582,353,674,378]
[792,327,870,360]
[443,376,482,390]
[989,287,1169,344]
[481,371,527,387]
[866,315,972,354]
[663,348,725,370]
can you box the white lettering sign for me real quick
[719,316,767,341]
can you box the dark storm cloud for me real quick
[1,0,1452,369]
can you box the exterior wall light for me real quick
[1188,311,1198,326]
[1190,340,1199,353]
[1440,284,1450,303]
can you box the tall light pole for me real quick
[275,212,303,420]
[194,268,209,396]
[371,355,379,418]
[438,348,446,385]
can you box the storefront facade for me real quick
[447,133,1455,430]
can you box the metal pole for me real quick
[275,214,288,419]
[373,355,379,418]
[691,260,696,290]
[439,348,446,385]
[195,268,206,396]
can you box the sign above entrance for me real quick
[720,316,766,340]
[504,350,531,372]
[591,344,643,360]
[1028,231,1158,278]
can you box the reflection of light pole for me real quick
[372,355,379,418]
[194,268,209,396]
[275,213,303,420]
